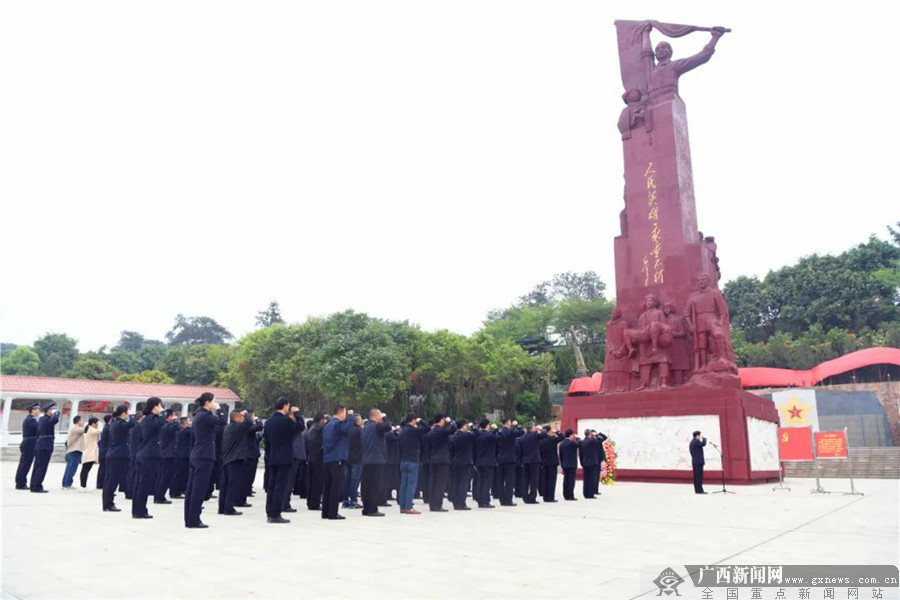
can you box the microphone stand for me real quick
[710,442,734,495]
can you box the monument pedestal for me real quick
[562,387,780,484]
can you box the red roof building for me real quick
[0,375,241,446]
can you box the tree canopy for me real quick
[165,314,234,345]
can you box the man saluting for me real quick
[689,430,708,494]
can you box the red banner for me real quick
[815,431,848,459]
[778,427,813,461]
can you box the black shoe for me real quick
[523,500,539,504]
[222,510,243,516]
[696,491,708,495]
[283,507,298,513]
[170,495,184,499]
[326,515,346,520]
[235,503,252,508]
[430,508,449,512]
[478,504,495,508]
[500,502,517,506]
[454,506,471,511]
[584,496,596,499]
[364,511,385,517]
[307,506,320,511]
[31,489,48,493]
[16,485,28,490]
[103,506,121,512]
[544,499,557,503]
[132,514,153,519]
[210,494,218,499]
[186,523,209,529]
[378,503,391,507]
[565,498,578,501]
[154,499,172,505]
[267,516,290,524]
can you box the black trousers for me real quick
[155,457,176,501]
[428,464,450,511]
[293,459,308,497]
[244,457,259,498]
[80,461,95,488]
[361,464,382,515]
[497,463,516,504]
[126,458,139,498]
[96,453,106,489]
[307,461,324,509]
[418,463,430,502]
[206,459,221,499]
[451,465,472,508]
[541,465,558,501]
[171,458,189,497]
[524,463,540,503]
[693,463,704,493]
[133,457,159,516]
[476,465,495,505]
[266,463,292,518]
[514,465,525,498]
[102,458,129,509]
[322,461,345,519]
[582,465,599,498]
[562,468,576,499]
[16,444,36,488]
[218,461,243,514]
[30,450,52,492]
[184,459,214,527]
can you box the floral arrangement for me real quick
[600,438,617,485]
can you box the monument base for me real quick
[562,387,780,484]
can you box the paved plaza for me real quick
[2,461,897,600]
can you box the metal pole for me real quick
[811,426,828,494]
[843,426,864,496]
[773,431,790,492]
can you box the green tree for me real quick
[166,314,234,345]
[255,301,285,328]
[1,343,19,359]
[67,357,117,380]
[33,333,79,377]
[158,344,234,385]
[1,346,40,375]
[117,370,175,384]
[114,330,163,352]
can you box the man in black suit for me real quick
[133,397,165,519]
[449,420,475,511]
[15,403,41,490]
[96,414,113,490]
[219,410,254,515]
[360,408,392,517]
[264,397,304,523]
[579,430,598,499]
[184,393,227,528]
[539,428,563,502]
[154,409,179,503]
[473,419,499,508]
[236,411,263,507]
[125,413,143,500]
[690,430,708,494]
[102,405,136,511]
[495,419,522,506]
[519,423,545,504]
[304,413,325,511]
[423,414,457,512]
[559,429,579,501]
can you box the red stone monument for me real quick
[562,20,780,483]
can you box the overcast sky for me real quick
[1,2,897,352]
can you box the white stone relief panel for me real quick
[577,415,722,471]
[747,416,780,472]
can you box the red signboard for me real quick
[778,427,814,461]
[814,431,849,459]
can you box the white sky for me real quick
[2,2,898,351]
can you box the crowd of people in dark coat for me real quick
[14,394,610,528]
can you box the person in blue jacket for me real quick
[102,405,136,511]
[397,414,429,514]
[558,429,580,501]
[360,408,392,517]
[30,403,60,493]
[423,414,457,512]
[15,403,41,490]
[321,404,356,520]
[184,393,227,528]
[263,397,304,524]
[449,420,476,510]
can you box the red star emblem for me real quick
[787,405,804,420]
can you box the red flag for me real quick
[778,427,813,461]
